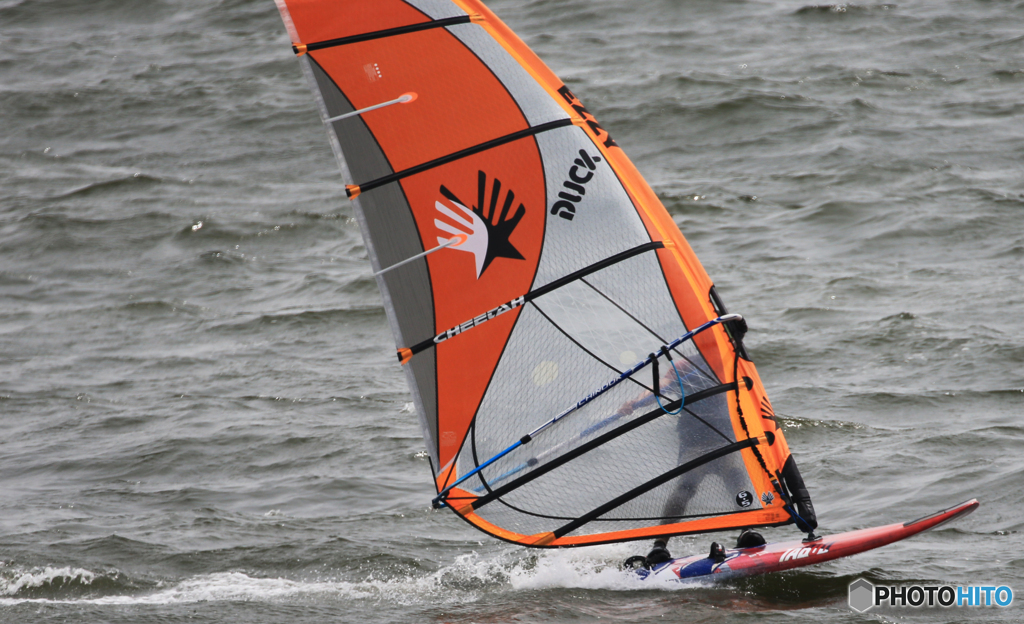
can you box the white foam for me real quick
[0,570,373,606]
[508,544,700,592]
[1,566,96,596]
[0,545,699,606]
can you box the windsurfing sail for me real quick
[275,0,803,547]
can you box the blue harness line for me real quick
[654,346,686,415]
[432,314,742,509]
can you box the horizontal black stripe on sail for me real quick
[349,118,574,198]
[294,15,473,55]
[552,435,765,539]
[469,382,738,511]
[400,241,664,362]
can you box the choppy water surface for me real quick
[1,0,1022,622]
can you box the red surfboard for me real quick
[640,499,979,581]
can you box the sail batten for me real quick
[348,118,574,198]
[294,15,474,54]
[277,0,802,547]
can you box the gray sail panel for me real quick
[531,126,720,382]
[531,127,652,287]
[532,278,718,391]
[458,282,753,535]
[461,296,756,535]
[476,458,759,538]
[583,252,719,382]
[306,57,441,469]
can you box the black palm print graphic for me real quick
[439,170,526,276]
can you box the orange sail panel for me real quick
[276,0,796,547]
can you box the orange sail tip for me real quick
[345,184,361,199]
[399,92,418,103]
[292,43,307,56]
[397,348,413,365]
[530,532,557,546]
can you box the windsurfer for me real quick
[618,354,818,566]
[643,455,818,565]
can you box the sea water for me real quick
[1,0,1022,622]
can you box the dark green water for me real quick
[1,0,1021,621]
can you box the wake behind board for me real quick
[637,499,978,581]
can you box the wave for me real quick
[0,566,144,601]
[208,306,385,334]
[2,545,938,610]
[50,173,165,200]
[0,547,708,607]
[795,4,898,16]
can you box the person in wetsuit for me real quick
[645,455,818,564]
[619,347,819,567]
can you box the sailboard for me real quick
[640,499,979,581]
[274,0,813,548]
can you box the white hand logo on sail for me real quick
[434,199,488,278]
[435,172,527,279]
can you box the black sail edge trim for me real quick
[354,118,573,196]
[731,351,775,481]
[469,412,494,495]
[405,241,664,357]
[470,381,737,511]
[298,16,472,53]
[551,436,761,539]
